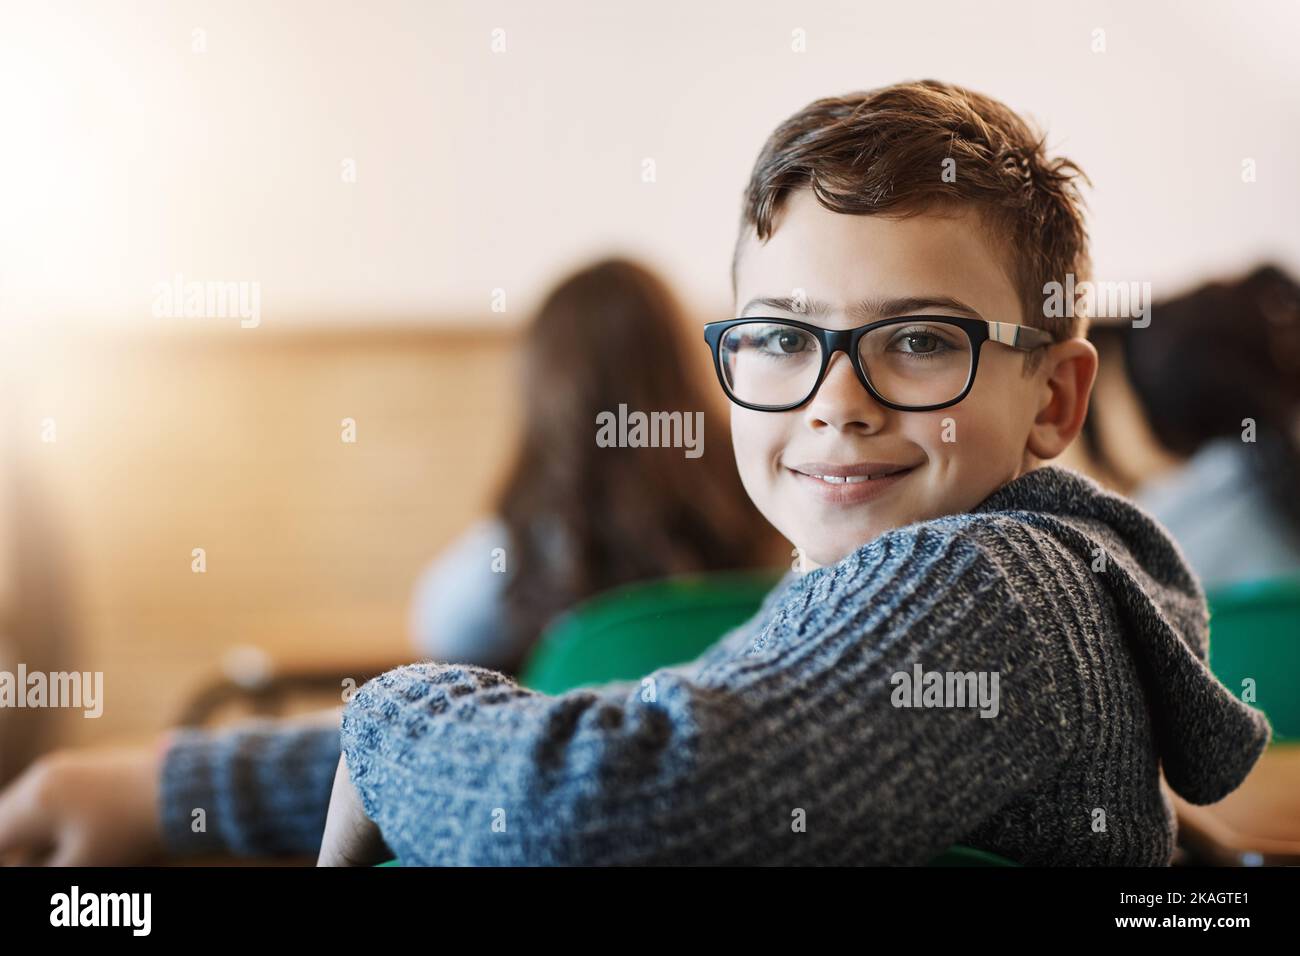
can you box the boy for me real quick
[313,80,1270,865]
[5,81,1260,867]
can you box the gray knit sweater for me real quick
[159,464,1271,864]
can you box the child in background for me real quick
[411,256,784,675]
[1081,265,1300,588]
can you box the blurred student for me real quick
[0,257,784,865]
[1081,265,1300,587]
[411,256,783,675]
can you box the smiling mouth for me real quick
[789,464,918,485]
[800,468,912,484]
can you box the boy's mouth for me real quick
[785,460,920,503]
[788,460,918,482]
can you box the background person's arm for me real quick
[407,517,518,668]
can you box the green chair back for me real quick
[1206,575,1300,742]
[927,845,1019,866]
[518,570,784,695]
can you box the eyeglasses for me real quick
[703,315,1055,412]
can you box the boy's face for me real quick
[731,189,1048,569]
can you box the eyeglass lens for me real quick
[718,320,973,408]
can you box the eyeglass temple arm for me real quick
[987,321,1054,350]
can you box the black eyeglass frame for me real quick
[702,315,1055,413]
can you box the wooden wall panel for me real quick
[11,327,522,747]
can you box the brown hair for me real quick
[732,79,1092,371]
[489,257,785,674]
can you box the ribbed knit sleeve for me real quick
[151,573,796,861]
[340,519,1085,865]
[158,722,341,857]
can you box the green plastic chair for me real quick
[927,845,1019,866]
[518,570,784,694]
[1206,575,1300,743]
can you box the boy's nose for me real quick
[803,351,888,433]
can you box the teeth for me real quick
[811,473,888,483]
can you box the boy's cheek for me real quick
[896,412,996,513]
[730,408,781,487]
[729,410,801,537]
[911,410,1025,512]
[908,407,999,466]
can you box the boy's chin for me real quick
[800,531,883,570]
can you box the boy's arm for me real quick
[158,709,342,857]
[340,525,1082,865]
[155,570,788,860]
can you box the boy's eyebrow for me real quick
[739,294,984,321]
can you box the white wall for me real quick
[1,0,1297,329]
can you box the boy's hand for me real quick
[0,745,165,866]
[318,755,388,866]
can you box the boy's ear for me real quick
[1025,338,1100,461]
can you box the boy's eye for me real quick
[899,332,940,353]
[753,326,815,355]
[886,325,957,356]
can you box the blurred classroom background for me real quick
[0,1,1298,859]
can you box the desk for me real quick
[1169,742,1300,865]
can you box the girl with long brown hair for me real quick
[410,256,785,674]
